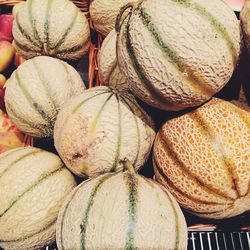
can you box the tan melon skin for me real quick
[241,1,250,55]
[5,56,85,138]
[13,0,90,60]
[98,29,128,92]
[56,168,187,250]
[90,0,138,37]
[0,147,76,250]
[117,0,241,111]
[54,86,155,178]
[153,98,250,219]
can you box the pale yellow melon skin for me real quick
[241,1,250,55]
[54,86,155,178]
[56,170,187,250]
[90,0,138,37]
[153,98,250,219]
[13,0,90,60]
[98,29,128,92]
[0,147,76,250]
[117,0,241,111]
[5,56,85,138]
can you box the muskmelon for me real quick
[56,160,187,250]
[153,98,250,219]
[241,1,250,55]
[5,56,85,138]
[117,0,241,111]
[90,0,138,37]
[0,147,76,250]
[54,86,155,178]
[13,0,90,60]
[98,29,128,92]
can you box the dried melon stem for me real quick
[120,158,136,173]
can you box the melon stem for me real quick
[120,159,135,173]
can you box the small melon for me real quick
[54,86,155,178]
[5,56,85,138]
[0,147,76,250]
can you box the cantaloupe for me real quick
[54,86,155,178]
[5,56,85,138]
[241,1,250,55]
[0,147,76,250]
[98,29,128,92]
[153,98,250,219]
[117,0,241,111]
[56,160,187,250]
[13,0,90,60]
[90,0,138,37]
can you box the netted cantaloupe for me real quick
[13,0,90,60]
[56,160,187,250]
[98,29,128,92]
[90,0,138,37]
[5,56,85,138]
[153,98,250,219]
[0,147,76,250]
[117,0,241,111]
[241,1,250,55]
[54,86,155,178]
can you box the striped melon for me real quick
[5,56,85,138]
[13,0,90,60]
[90,0,138,37]
[153,98,250,219]
[56,160,187,250]
[117,0,241,111]
[0,147,76,250]
[54,86,155,178]
[98,29,128,92]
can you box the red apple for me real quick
[0,15,13,42]
[14,52,26,67]
[0,87,5,112]
[0,41,15,72]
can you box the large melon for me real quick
[56,161,187,250]
[98,29,128,92]
[117,0,241,111]
[240,1,250,55]
[13,0,90,60]
[54,86,155,178]
[0,147,76,250]
[5,56,85,138]
[90,0,138,37]
[153,98,250,219]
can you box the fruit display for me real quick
[153,98,250,219]
[56,160,187,250]
[0,147,76,250]
[5,56,85,138]
[12,0,90,60]
[54,86,155,177]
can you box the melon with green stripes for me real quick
[116,0,241,111]
[13,0,90,60]
[54,86,155,178]
[98,29,128,92]
[5,56,85,138]
[0,147,76,250]
[153,98,250,219]
[56,160,187,250]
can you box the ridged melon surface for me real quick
[153,98,250,219]
[98,29,128,92]
[90,0,138,37]
[13,0,90,60]
[117,0,241,111]
[5,56,85,138]
[0,147,76,250]
[54,86,155,178]
[56,162,187,250]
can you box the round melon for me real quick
[13,0,90,60]
[98,29,128,92]
[5,56,85,138]
[241,1,250,55]
[117,0,241,111]
[90,0,138,37]
[0,147,76,250]
[153,98,250,219]
[56,161,187,250]
[54,86,155,178]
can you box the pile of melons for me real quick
[0,0,249,249]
